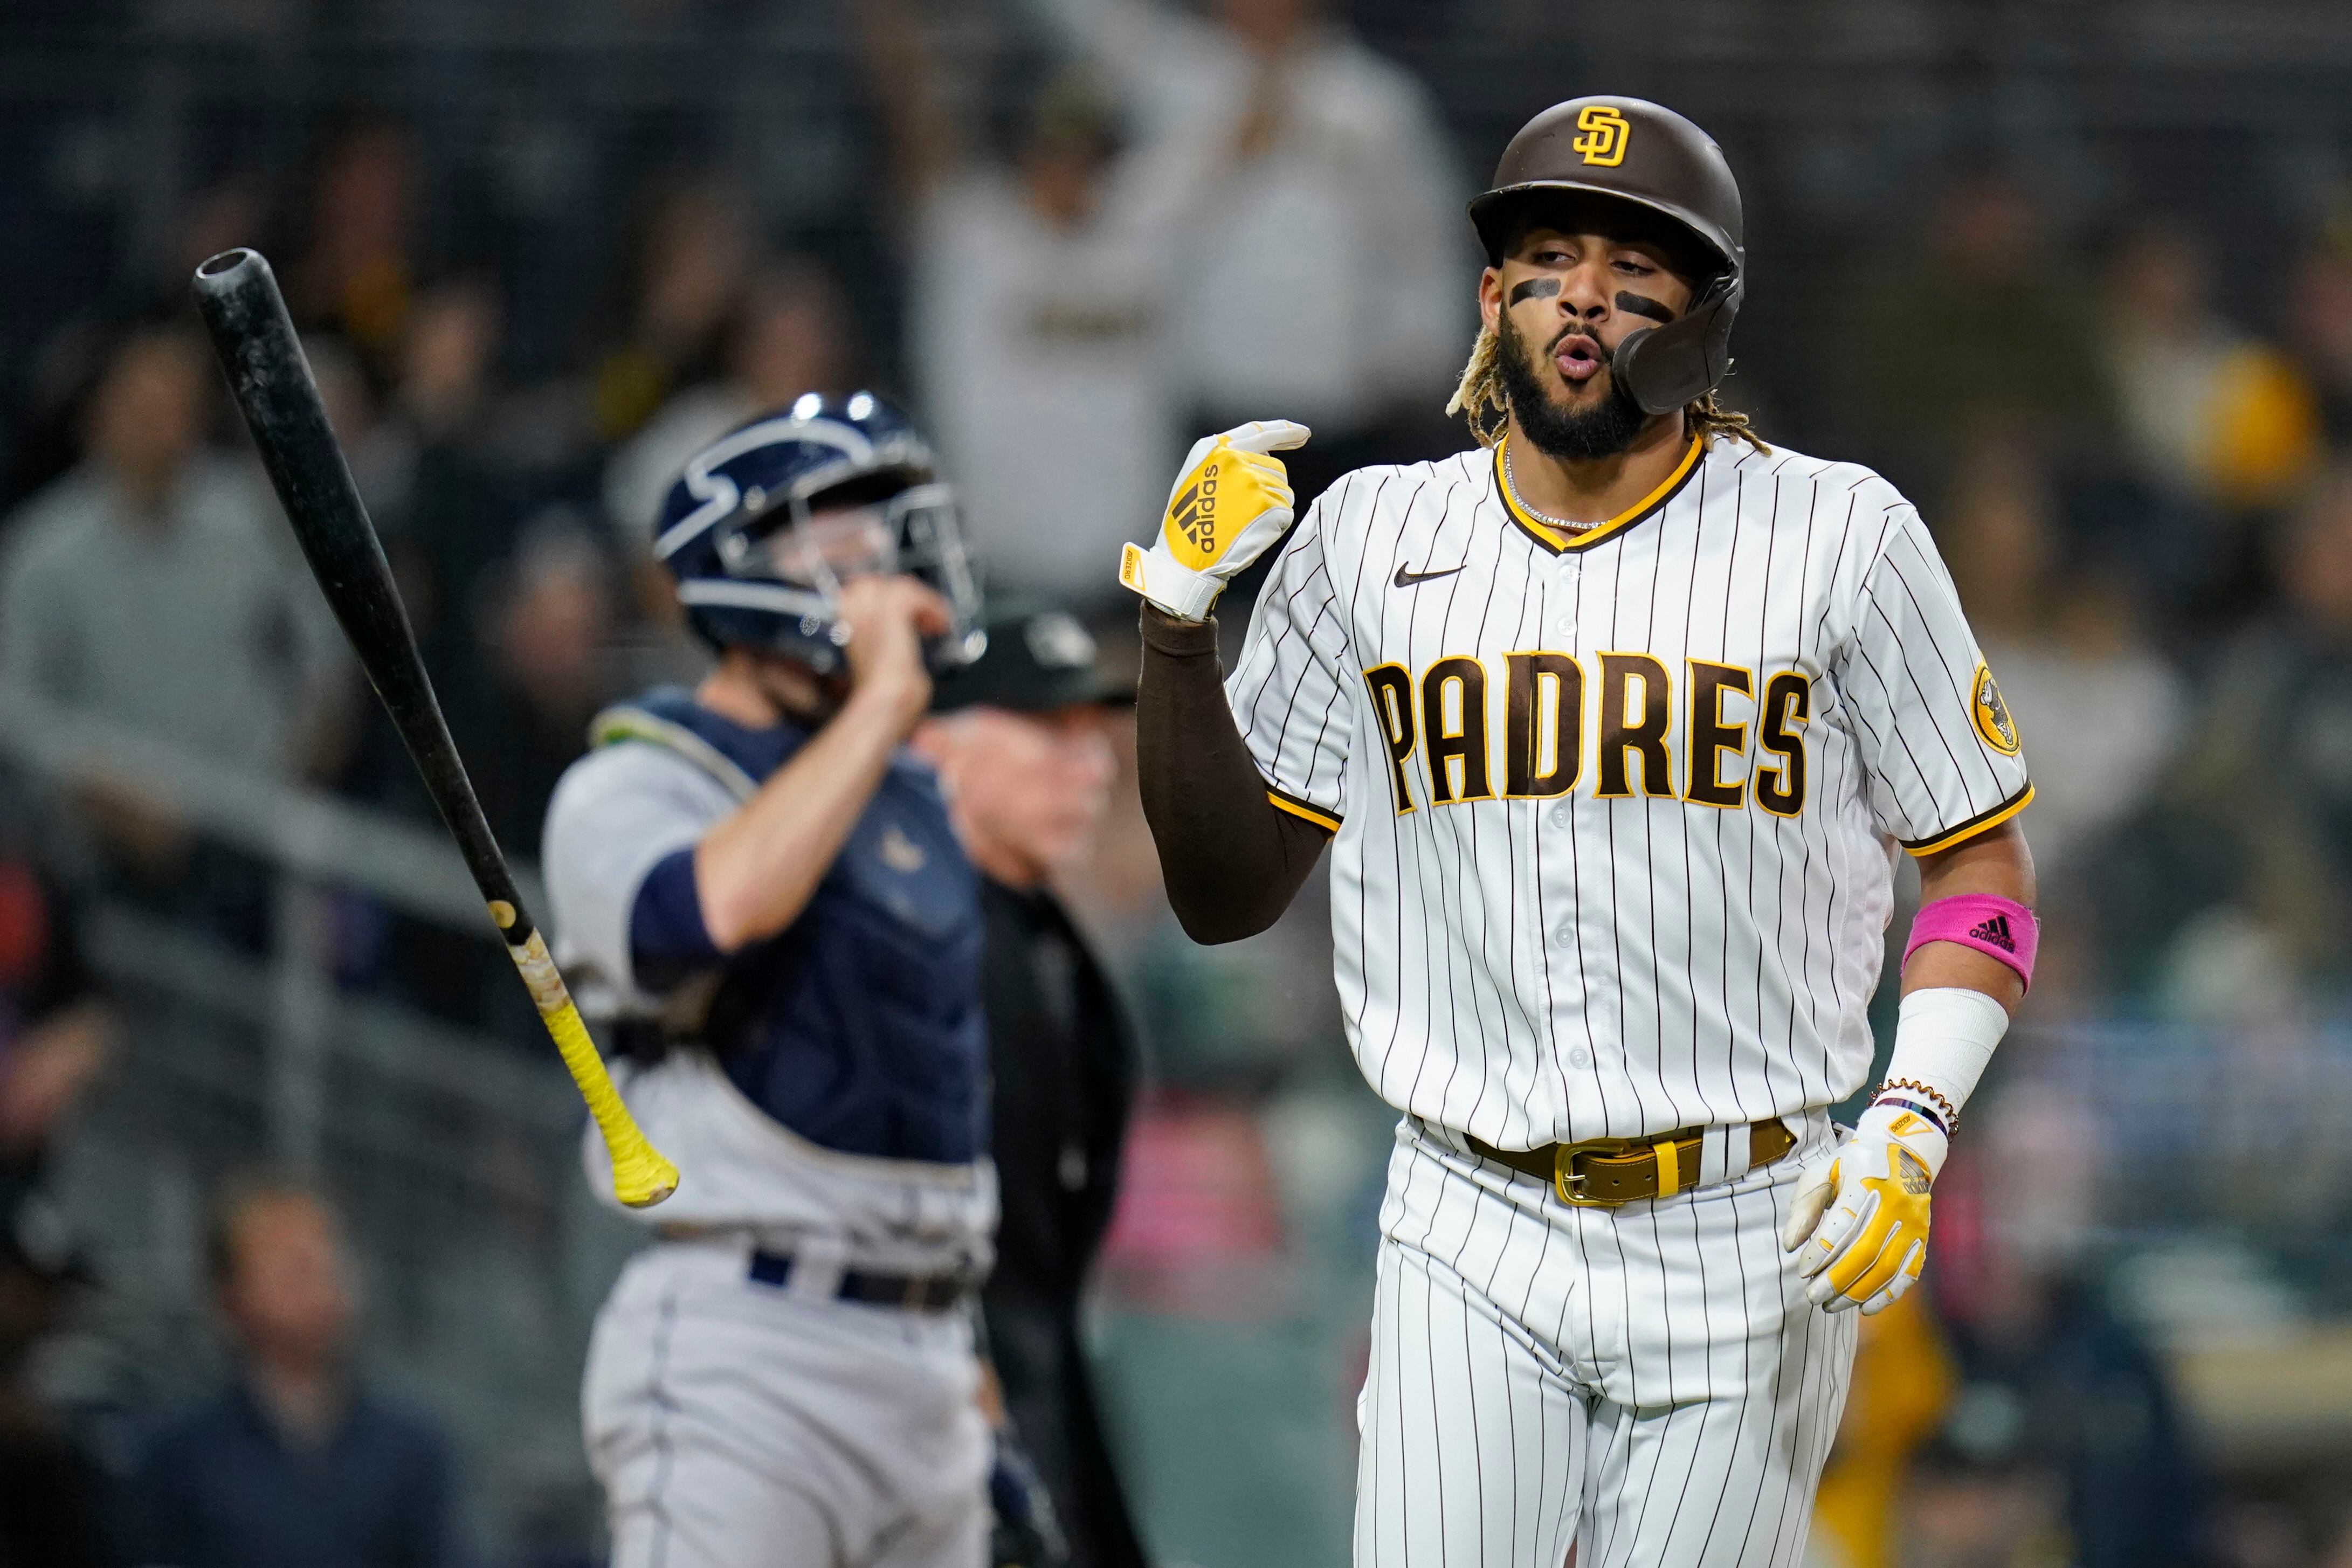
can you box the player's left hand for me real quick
[1780,1103,1948,1315]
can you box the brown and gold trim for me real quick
[1492,432,1706,556]
[1267,786,1342,833]
[1901,783,2035,858]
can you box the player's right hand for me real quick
[837,575,949,728]
[1781,1102,1948,1316]
[1119,419,1310,622]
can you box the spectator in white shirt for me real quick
[1032,0,1471,501]
[861,3,1192,618]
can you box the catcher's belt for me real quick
[747,1249,976,1313]
[1465,1117,1797,1207]
[656,1226,982,1313]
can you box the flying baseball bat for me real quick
[192,247,678,1208]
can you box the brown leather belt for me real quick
[1464,1118,1797,1207]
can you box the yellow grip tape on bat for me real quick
[505,924,680,1208]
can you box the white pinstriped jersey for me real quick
[1227,434,2032,1150]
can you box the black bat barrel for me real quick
[191,248,532,940]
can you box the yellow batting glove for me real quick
[1119,419,1310,621]
[1781,1103,1947,1316]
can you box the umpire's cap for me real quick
[929,604,1132,713]
[1470,96,1745,415]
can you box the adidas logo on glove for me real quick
[1119,419,1309,623]
[1170,475,1219,554]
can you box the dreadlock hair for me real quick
[1444,324,1768,455]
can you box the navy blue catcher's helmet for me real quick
[653,392,983,675]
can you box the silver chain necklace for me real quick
[1503,444,1591,534]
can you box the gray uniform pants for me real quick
[586,1240,990,1568]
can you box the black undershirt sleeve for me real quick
[1135,604,1332,944]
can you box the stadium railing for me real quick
[0,681,630,1557]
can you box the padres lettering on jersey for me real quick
[1226,437,2031,1151]
[1362,647,1814,816]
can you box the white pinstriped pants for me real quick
[1355,1115,1857,1568]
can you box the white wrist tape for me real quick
[1884,987,2010,1124]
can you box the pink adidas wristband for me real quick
[1902,894,2037,990]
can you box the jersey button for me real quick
[1555,920,1576,944]
[1569,1047,1593,1069]
[1548,804,1571,829]
[1549,616,1574,640]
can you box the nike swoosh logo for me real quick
[1394,563,1466,588]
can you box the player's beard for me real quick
[1496,308,1649,462]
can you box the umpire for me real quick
[919,606,1148,1568]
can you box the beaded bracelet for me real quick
[1874,1077,1958,1136]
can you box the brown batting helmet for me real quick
[1469,96,1744,415]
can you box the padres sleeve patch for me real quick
[1970,664,2020,756]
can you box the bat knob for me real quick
[612,1142,682,1209]
[193,247,266,294]
[197,247,258,278]
[191,248,287,334]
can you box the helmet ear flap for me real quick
[1612,271,1741,415]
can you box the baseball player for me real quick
[1120,97,2039,1566]
[543,393,1009,1568]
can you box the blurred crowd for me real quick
[8,19,2352,1033]
[3,0,2352,1564]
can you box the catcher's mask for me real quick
[654,392,983,676]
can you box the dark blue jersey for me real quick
[599,688,989,1166]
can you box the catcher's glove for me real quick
[1119,419,1310,621]
[987,1428,1068,1568]
[1780,1103,1948,1315]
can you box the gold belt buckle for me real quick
[1553,1137,1636,1206]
